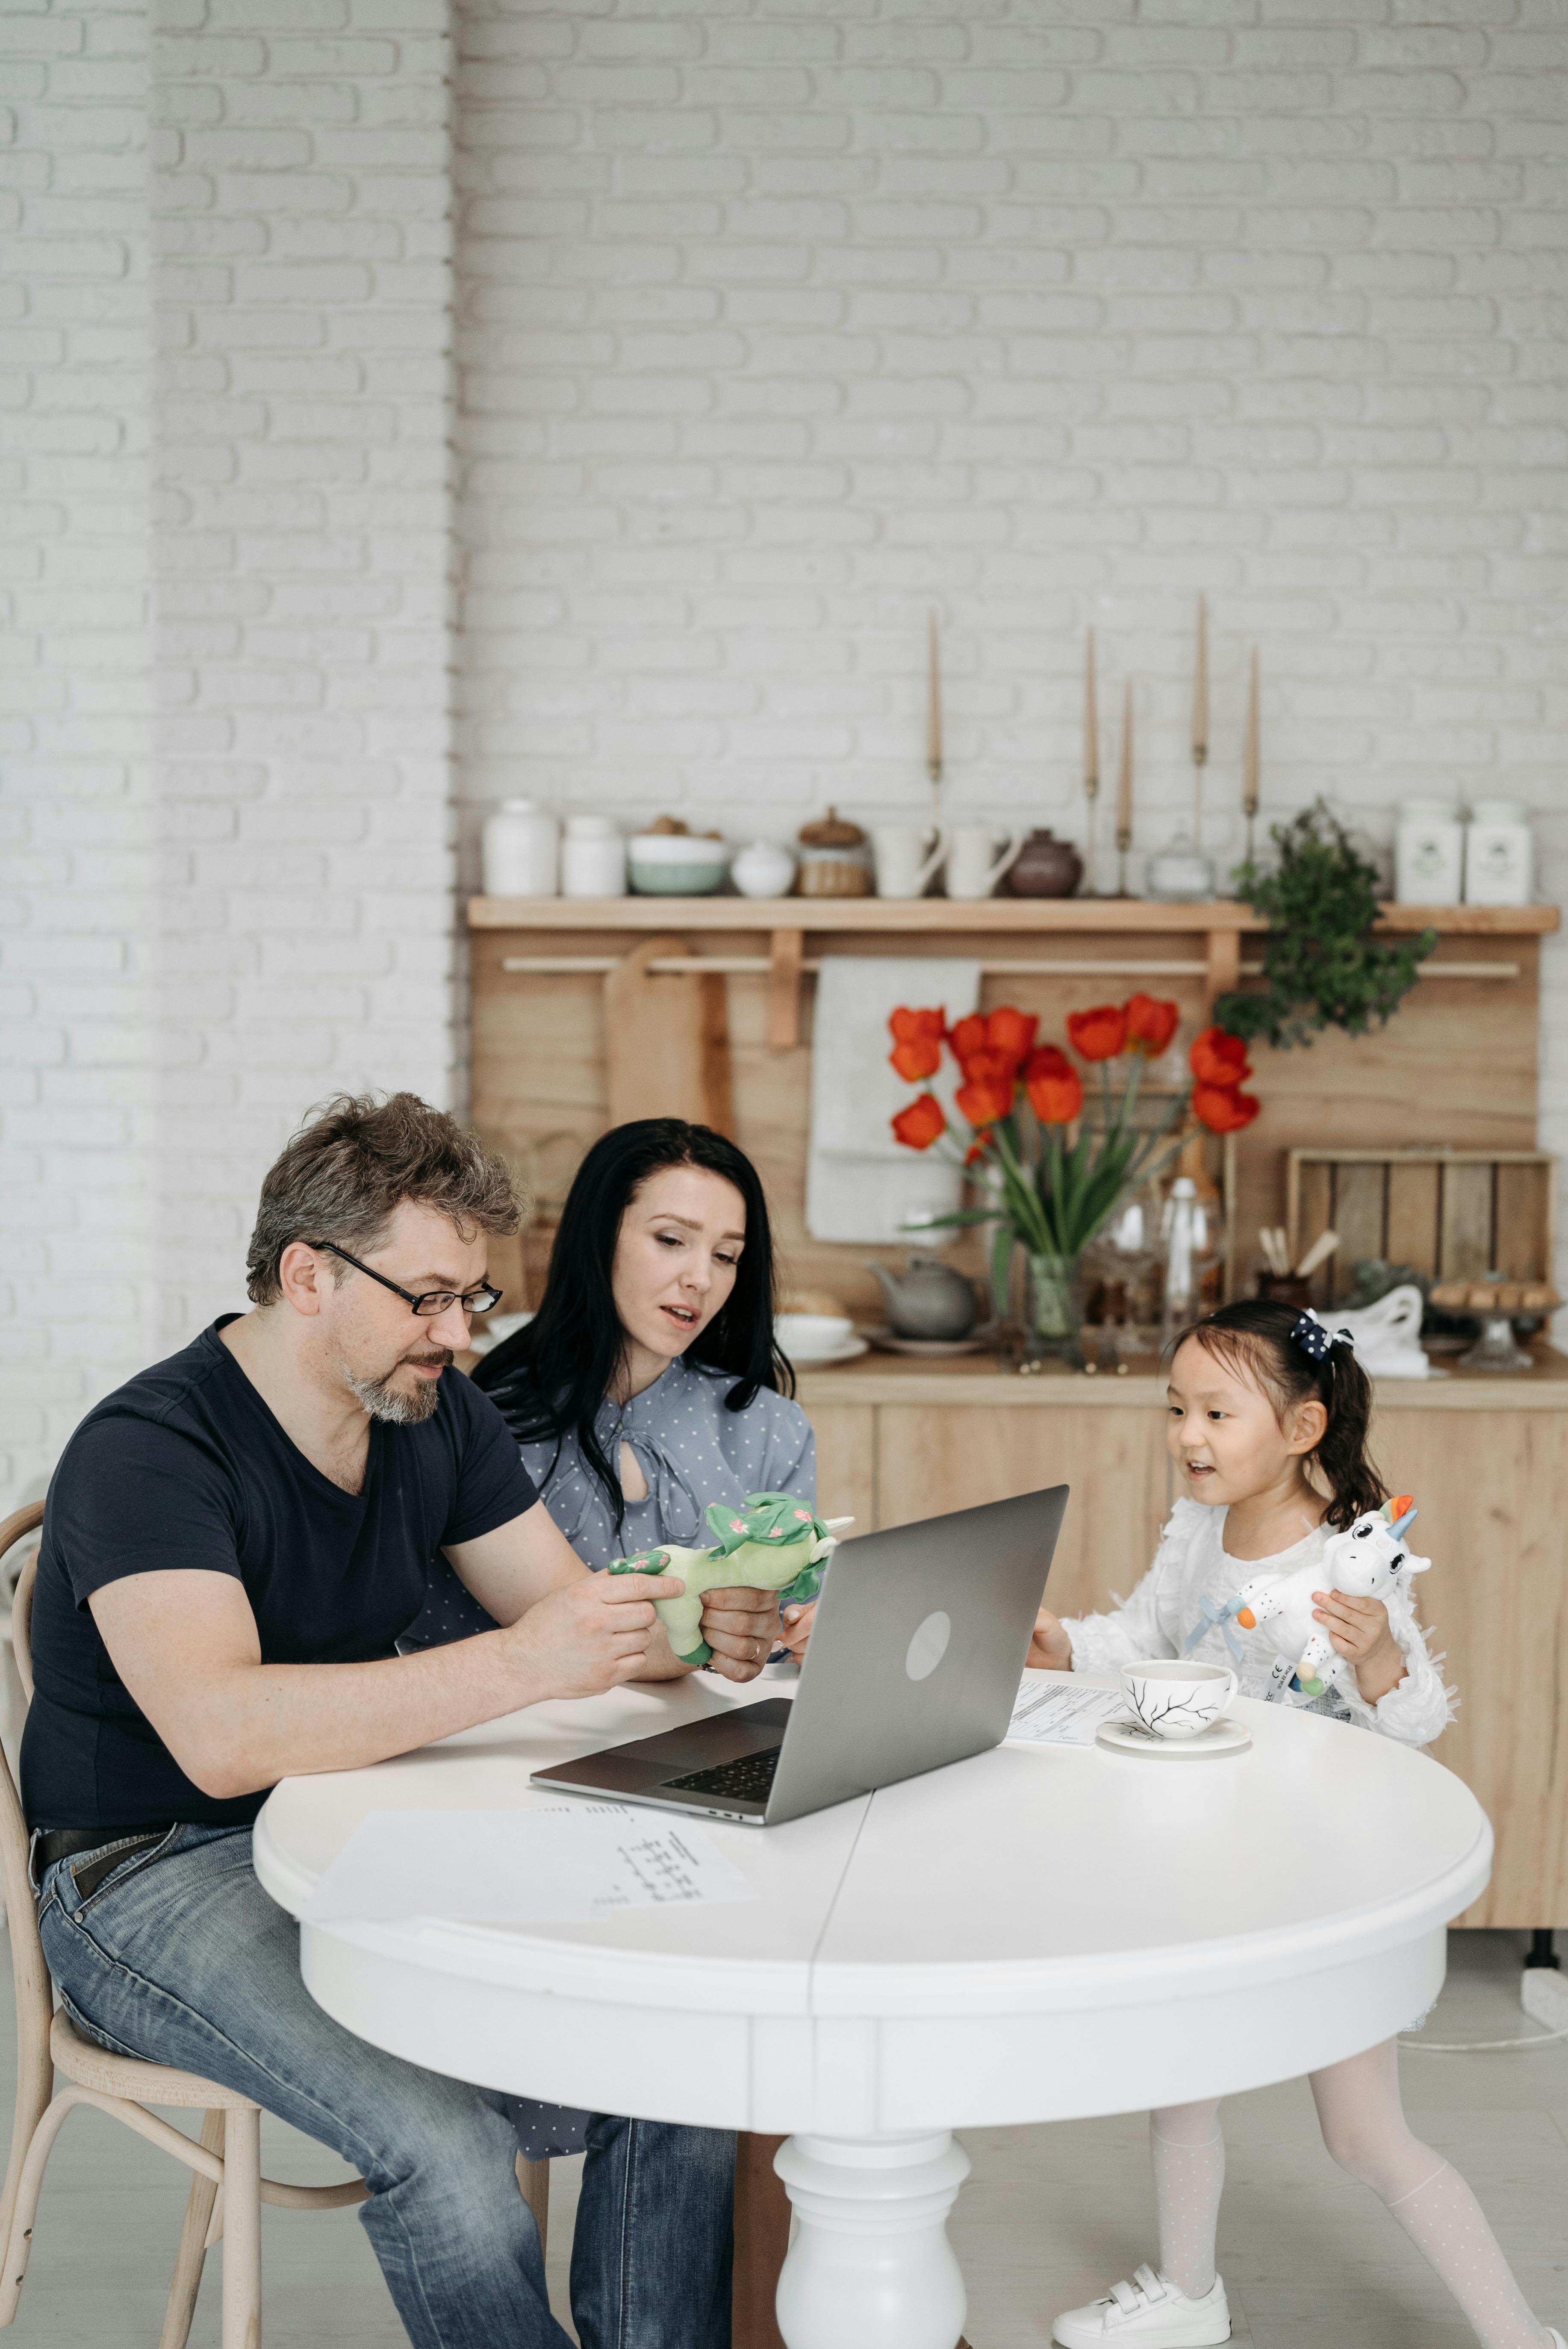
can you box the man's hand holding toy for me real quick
[606,1492,851,1677]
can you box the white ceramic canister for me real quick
[1393,797,1464,907]
[1463,798,1533,908]
[731,839,797,899]
[561,814,627,899]
[482,799,560,897]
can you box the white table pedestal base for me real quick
[774,2131,971,2349]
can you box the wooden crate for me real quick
[1286,1148,1556,1306]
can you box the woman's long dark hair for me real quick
[1168,1297,1386,1531]
[472,1119,791,1533]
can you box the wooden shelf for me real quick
[469,896,1558,935]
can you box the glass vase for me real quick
[1023,1249,1087,1370]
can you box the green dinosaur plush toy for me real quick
[605,1491,846,1667]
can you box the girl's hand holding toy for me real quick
[1310,1585,1407,1702]
[777,1599,815,1663]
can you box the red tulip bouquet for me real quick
[887,996,1260,1358]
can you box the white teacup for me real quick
[872,824,946,900]
[946,825,1022,900]
[1119,1658,1238,1741]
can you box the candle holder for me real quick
[1191,743,1206,853]
[1240,647,1261,881]
[1113,678,1137,896]
[926,612,944,825]
[1082,627,1102,896]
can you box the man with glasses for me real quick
[23,1092,773,2349]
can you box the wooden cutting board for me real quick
[603,934,735,1136]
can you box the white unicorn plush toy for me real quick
[1191,1496,1427,1699]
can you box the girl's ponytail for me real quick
[1309,1338,1385,1526]
[1169,1298,1388,1531]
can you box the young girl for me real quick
[1029,1299,1562,2349]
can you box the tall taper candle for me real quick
[1082,627,1099,894]
[1243,645,1260,866]
[926,611,943,788]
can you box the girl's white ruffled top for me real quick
[1062,1499,1456,1748]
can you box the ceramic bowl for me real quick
[628,833,730,896]
[775,1312,854,1358]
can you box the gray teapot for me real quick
[864,1253,978,1341]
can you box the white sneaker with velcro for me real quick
[1052,2264,1231,2347]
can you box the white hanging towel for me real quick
[805,955,981,1245]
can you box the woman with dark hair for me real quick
[419,1116,816,1647]
[475,1117,814,1611]
[409,1119,819,2190]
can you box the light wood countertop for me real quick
[796,1344,1568,1410]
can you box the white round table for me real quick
[254,1673,1490,2349]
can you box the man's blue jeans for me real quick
[36,1824,734,2349]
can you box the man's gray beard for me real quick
[342,1359,447,1425]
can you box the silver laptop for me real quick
[530,1483,1067,1827]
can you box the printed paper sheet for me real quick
[303,1803,758,1929]
[1005,1674,1126,1748]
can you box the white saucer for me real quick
[787,1335,869,1367]
[1096,1713,1252,1760]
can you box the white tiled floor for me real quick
[2,1930,1563,2346]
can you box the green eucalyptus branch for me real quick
[1217,799,1436,1051]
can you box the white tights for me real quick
[1150,2040,1550,2348]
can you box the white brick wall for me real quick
[452,0,1568,1307]
[150,0,457,1344]
[1,0,457,1512]
[1,1,159,1509]
[6,0,1567,1509]
[454,0,1565,877]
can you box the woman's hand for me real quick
[699,1584,783,1683]
[777,1598,814,1663]
[1026,1606,1072,1672]
[1312,1589,1408,1703]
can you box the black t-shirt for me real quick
[20,1319,538,1833]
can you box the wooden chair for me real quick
[0,1501,369,2348]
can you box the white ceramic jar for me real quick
[1394,798,1463,906]
[482,799,559,897]
[1464,798,1533,907]
[731,840,797,900]
[561,814,627,899]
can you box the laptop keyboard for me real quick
[665,1747,782,1804]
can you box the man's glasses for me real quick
[305,1241,503,1321]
